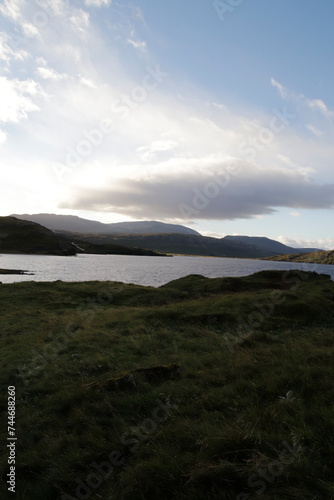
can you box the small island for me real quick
[0,268,33,275]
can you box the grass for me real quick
[0,216,76,255]
[0,270,334,499]
[263,249,334,265]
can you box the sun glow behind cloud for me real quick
[0,0,333,246]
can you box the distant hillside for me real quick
[9,214,323,258]
[263,249,334,265]
[0,216,76,255]
[56,231,306,259]
[224,235,321,255]
[11,214,201,236]
[70,239,166,257]
[0,217,166,257]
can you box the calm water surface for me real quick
[1,254,334,286]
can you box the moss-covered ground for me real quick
[0,270,333,499]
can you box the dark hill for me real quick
[55,231,296,258]
[0,217,166,257]
[0,216,76,255]
[224,235,321,255]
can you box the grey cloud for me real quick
[61,162,334,221]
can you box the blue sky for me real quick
[0,0,334,248]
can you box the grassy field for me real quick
[0,270,334,499]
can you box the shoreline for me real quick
[0,268,33,275]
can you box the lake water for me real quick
[1,253,334,286]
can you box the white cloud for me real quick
[127,38,147,52]
[270,78,289,99]
[36,65,67,81]
[79,76,98,89]
[201,230,227,238]
[0,76,44,124]
[277,154,297,168]
[0,0,333,238]
[306,124,323,137]
[289,211,301,217]
[0,32,28,65]
[36,0,69,16]
[132,6,146,25]
[277,235,334,251]
[70,9,90,34]
[137,139,178,161]
[306,98,333,118]
[21,22,39,38]
[271,78,334,119]
[0,129,7,144]
[0,0,24,21]
[84,0,111,7]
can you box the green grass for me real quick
[263,249,334,265]
[0,270,334,499]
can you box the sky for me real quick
[0,0,334,249]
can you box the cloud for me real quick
[0,129,7,144]
[305,98,333,118]
[137,139,178,161]
[21,22,39,38]
[127,38,147,52]
[132,6,146,25]
[0,32,28,66]
[276,154,298,168]
[1,0,333,233]
[306,124,323,137]
[36,65,67,81]
[0,0,23,21]
[79,76,98,89]
[60,160,334,221]
[0,76,44,123]
[33,0,69,17]
[270,78,288,99]
[84,0,111,7]
[271,78,334,118]
[277,235,334,251]
[69,9,90,34]
[289,211,301,217]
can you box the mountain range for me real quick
[0,217,165,257]
[11,214,201,236]
[9,213,322,258]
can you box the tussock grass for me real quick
[0,270,334,499]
